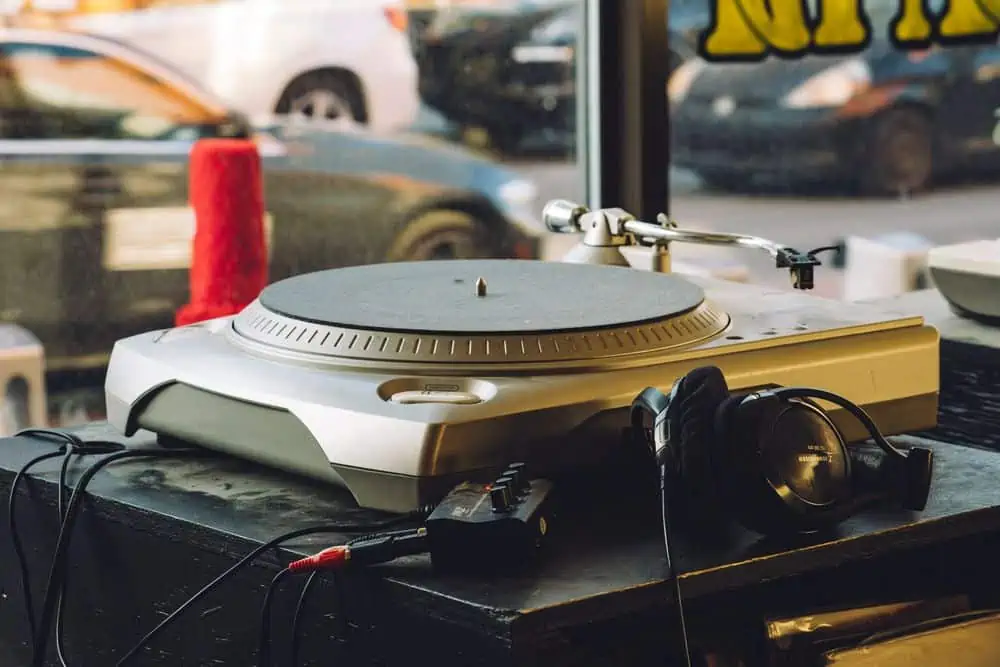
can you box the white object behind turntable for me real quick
[928,240,1000,321]
[843,233,933,302]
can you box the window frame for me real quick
[589,0,670,219]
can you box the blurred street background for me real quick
[4,0,1000,425]
[416,104,1000,295]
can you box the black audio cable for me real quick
[253,527,429,667]
[8,428,124,667]
[289,571,326,667]
[115,514,423,666]
[9,448,66,647]
[54,445,76,667]
[257,568,293,667]
[31,445,211,667]
[10,427,425,667]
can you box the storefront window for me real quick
[668,0,996,297]
[0,0,588,421]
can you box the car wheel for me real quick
[863,108,934,196]
[387,211,494,262]
[276,70,367,129]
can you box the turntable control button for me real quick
[504,467,528,495]
[389,390,482,405]
[490,484,513,513]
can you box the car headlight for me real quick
[781,59,871,109]
[497,178,542,230]
[498,178,538,209]
[667,59,705,104]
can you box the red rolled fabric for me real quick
[176,138,268,326]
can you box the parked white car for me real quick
[68,0,421,133]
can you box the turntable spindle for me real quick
[476,277,487,297]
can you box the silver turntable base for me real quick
[105,260,940,513]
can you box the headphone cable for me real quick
[660,462,693,667]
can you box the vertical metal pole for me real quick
[588,0,671,220]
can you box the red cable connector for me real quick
[288,546,349,573]
[288,528,429,574]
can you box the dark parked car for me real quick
[417,0,699,152]
[417,0,577,152]
[667,0,1000,195]
[0,28,541,371]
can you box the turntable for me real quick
[104,202,940,513]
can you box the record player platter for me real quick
[105,260,939,513]
[233,260,729,370]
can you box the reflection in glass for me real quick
[0,1,588,422]
[667,0,1000,299]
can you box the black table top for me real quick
[3,421,1000,641]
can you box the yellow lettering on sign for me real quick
[700,0,813,60]
[813,0,870,51]
[890,0,934,45]
[937,0,999,44]
[700,0,1000,60]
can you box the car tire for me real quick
[276,70,367,128]
[387,210,494,262]
[862,108,934,197]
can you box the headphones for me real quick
[629,366,934,537]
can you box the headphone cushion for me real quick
[710,395,751,501]
[712,393,806,536]
[673,367,730,517]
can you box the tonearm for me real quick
[542,200,831,290]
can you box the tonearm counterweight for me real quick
[543,200,830,289]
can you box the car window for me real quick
[0,41,224,140]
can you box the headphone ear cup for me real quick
[710,394,749,468]
[671,367,731,527]
[709,394,753,507]
[712,394,785,534]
